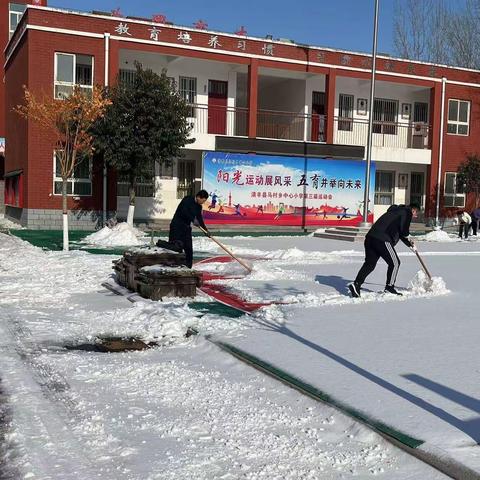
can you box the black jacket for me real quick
[170,196,207,235]
[366,204,413,246]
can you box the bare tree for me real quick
[393,0,480,69]
[426,0,451,65]
[446,0,480,69]
[394,0,435,61]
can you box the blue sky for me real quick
[49,0,398,54]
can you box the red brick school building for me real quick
[1,0,480,228]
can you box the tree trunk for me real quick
[62,178,69,251]
[127,181,135,227]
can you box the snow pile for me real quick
[84,222,147,246]
[408,270,449,295]
[421,229,457,242]
[0,215,23,229]
[195,260,250,277]
[140,265,191,273]
[254,304,287,325]
[128,246,182,256]
[80,300,200,345]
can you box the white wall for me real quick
[258,76,306,113]
[334,77,431,123]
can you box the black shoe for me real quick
[384,285,402,296]
[156,239,183,253]
[348,282,361,298]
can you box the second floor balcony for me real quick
[187,104,431,152]
[189,104,325,142]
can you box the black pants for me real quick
[472,220,478,236]
[459,224,469,239]
[169,222,193,268]
[355,236,400,287]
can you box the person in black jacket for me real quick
[157,190,210,268]
[348,203,420,297]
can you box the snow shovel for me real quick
[197,226,252,274]
[411,244,433,282]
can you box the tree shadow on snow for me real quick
[246,316,480,444]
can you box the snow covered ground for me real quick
[1,230,478,478]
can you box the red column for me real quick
[247,59,258,138]
[426,82,442,219]
[325,68,336,144]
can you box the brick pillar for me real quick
[426,82,442,220]
[325,68,336,144]
[247,58,259,138]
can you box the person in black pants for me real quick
[470,207,480,236]
[348,203,420,297]
[157,190,210,268]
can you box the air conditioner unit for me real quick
[413,123,428,137]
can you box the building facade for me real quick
[2,2,480,229]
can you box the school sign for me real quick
[202,152,375,226]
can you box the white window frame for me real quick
[447,99,470,136]
[54,53,94,99]
[444,172,465,208]
[374,170,395,205]
[179,76,197,104]
[179,76,197,118]
[338,93,354,131]
[53,152,92,197]
[9,3,26,40]
[117,165,156,198]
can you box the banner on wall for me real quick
[202,152,375,226]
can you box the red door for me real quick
[311,91,326,142]
[208,80,228,134]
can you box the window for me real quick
[179,76,196,117]
[373,98,398,135]
[53,151,92,196]
[338,94,354,131]
[157,161,173,179]
[410,172,425,208]
[447,99,470,135]
[9,3,26,39]
[54,53,93,99]
[117,165,155,198]
[413,102,429,124]
[119,69,136,87]
[374,170,395,205]
[444,172,465,207]
[177,159,195,199]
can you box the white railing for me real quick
[334,117,430,149]
[186,104,327,142]
[187,104,248,137]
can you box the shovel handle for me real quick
[412,247,432,280]
[198,226,252,273]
